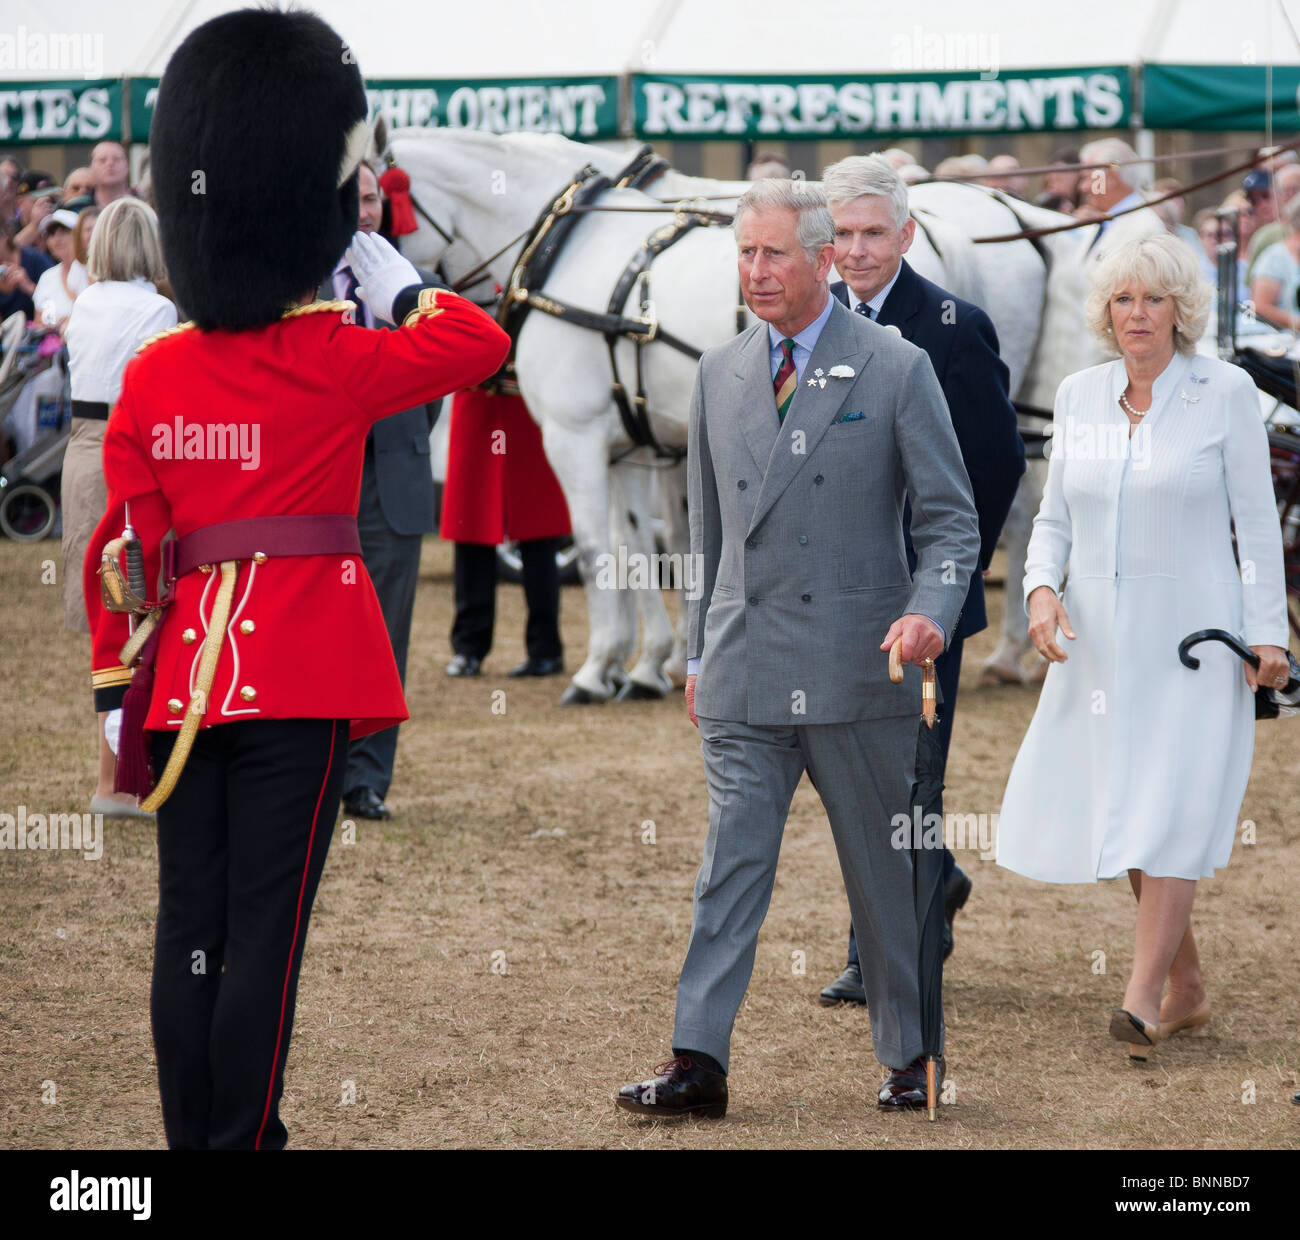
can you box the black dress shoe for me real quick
[341,787,391,820]
[819,961,867,1006]
[944,868,972,921]
[506,656,564,678]
[878,1055,945,1110]
[616,1056,727,1119]
[942,868,973,962]
[445,653,482,677]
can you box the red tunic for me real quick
[439,388,571,545]
[86,293,510,740]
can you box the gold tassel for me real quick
[140,561,237,813]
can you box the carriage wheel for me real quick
[0,483,58,542]
[1270,430,1300,639]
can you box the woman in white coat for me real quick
[62,196,176,817]
[996,233,1290,1061]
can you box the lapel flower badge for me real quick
[1181,373,1207,404]
[808,365,857,389]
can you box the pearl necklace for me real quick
[1119,391,1149,418]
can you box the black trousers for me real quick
[847,632,964,968]
[450,538,562,662]
[344,448,422,798]
[148,717,347,1149]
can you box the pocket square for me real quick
[832,410,866,425]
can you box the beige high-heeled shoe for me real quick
[1110,1008,1160,1061]
[1158,997,1211,1041]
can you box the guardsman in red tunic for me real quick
[84,8,508,1149]
[440,385,572,677]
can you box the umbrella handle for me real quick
[891,638,938,727]
[1178,628,1260,671]
[926,1056,938,1122]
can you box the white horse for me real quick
[385,129,743,702]
[382,126,1107,700]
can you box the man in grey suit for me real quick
[327,162,441,821]
[616,180,979,1118]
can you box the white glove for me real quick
[343,230,423,325]
[105,708,122,756]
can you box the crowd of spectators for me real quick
[0,142,136,329]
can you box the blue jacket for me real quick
[832,260,1024,636]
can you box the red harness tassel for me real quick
[379,165,417,236]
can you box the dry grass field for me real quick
[2,536,1297,1150]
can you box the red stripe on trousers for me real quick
[254,719,339,1150]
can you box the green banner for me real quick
[633,68,1130,140]
[126,75,620,144]
[1144,63,1300,130]
[365,77,619,139]
[0,79,121,143]
[128,77,158,143]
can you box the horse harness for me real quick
[483,145,739,460]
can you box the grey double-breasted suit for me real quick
[673,295,979,1071]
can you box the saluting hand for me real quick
[343,230,423,326]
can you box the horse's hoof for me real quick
[559,683,608,706]
[614,679,667,702]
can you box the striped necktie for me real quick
[774,338,797,424]
[855,301,876,320]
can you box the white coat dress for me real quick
[996,350,1289,882]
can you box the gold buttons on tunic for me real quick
[167,698,183,714]
[198,564,213,574]
[239,686,257,702]
[252,551,268,564]
[239,620,255,635]
[181,628,197,644]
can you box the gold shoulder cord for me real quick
[135,321,196,354]
[140,561,238,812]
[402,287,444,328]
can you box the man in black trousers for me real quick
[818,155,1025,1002]
[329,161,442,821]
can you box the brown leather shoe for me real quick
[878,1055,945,1110]
[616,1056,728,1119]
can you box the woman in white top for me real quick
[32,208,89,332]
[996,233,1290,1062]
[63,196,177,818]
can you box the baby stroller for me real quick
[0,311,71,542]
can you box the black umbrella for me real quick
[890,641,946,1120]
[1178,629,1300,719]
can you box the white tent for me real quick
[4,0,1300,145]
[5,0,1300,80]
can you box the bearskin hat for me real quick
[149,6,369,331]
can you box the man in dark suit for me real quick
[326,161,441,821]
[818,155,1025,1001]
